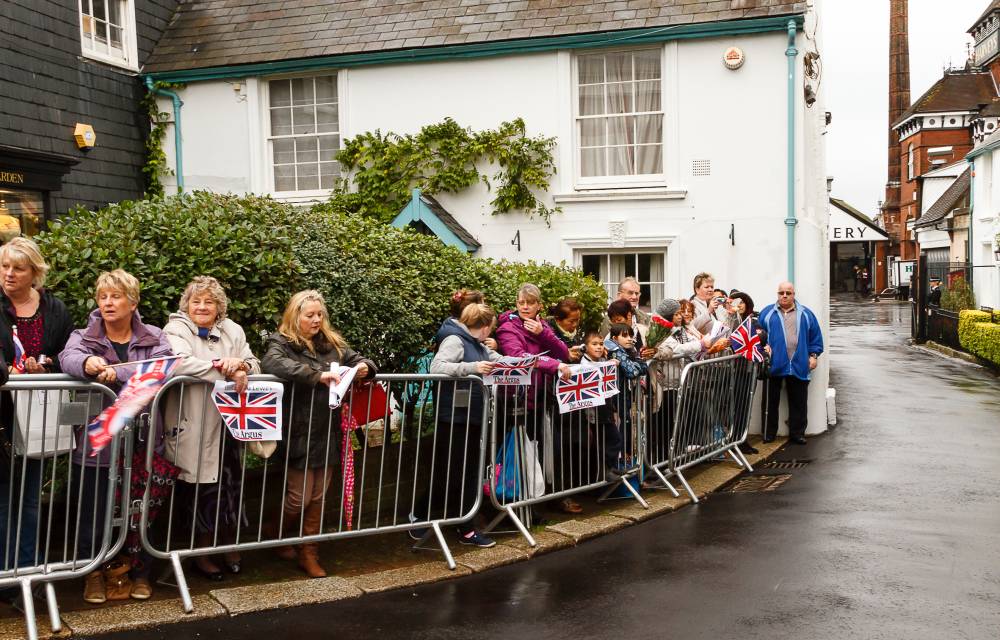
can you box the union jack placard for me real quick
[598,361,619,398]
[212,380,284,441]
[556,365,606,414]
[730,317,764,362]
[483,354,540,386]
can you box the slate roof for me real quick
[421,192,480,250]
[893,71,997,127]
[913,167,971,229]
[145,0,808,73]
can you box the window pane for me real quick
[274,164,296,191]
[291,78,314,106]
[270,107,292,136]
[581,254,601,280]
[109,25,123,49]
[315,76,337,102]
[634,50,660,80]
[635,114,661,144]
[579,84,605,116]
[297,162,319,190]
[606,52,632,83]
[580,118,606,147]
[578,55,605,84]
[636,80,661,112]
[608,146,633,176]
[319,135,340,160]
[93,0,107,22]
[636,144,662,174]
[291,106,315,134]
[319,161,340,189]
[295,137,318,164]
[107,0,122,27]
[269,80,291,107]
[580,148,605,177]
[316,103,339,133]
[272,138,294,164]
[607,115,629,146]
[607,82,631,115]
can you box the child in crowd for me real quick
[604,324,648,462]
[579,331,623,480]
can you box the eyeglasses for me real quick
[777,291,795,296]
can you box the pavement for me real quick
[9,296,1000,639]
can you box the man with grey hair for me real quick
[602,277,655,358]
[758,281,824,445]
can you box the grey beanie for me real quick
[656,298,680,319]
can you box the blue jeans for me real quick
[0,457,43,570]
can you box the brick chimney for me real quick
[883,0,910,242]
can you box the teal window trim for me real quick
[145,15,805,84]
[391,188,475,253]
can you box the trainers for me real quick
[129,576,152,600]
[83,570,106,604]
[407,513,430,541]
[458,530,496,548]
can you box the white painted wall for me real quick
[971,151,1000,309]
[156,8,830,435]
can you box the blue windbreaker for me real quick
[758,303,823,381]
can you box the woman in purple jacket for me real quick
[59,269,173,604]
[495,284,575,511]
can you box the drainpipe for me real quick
[144,77,184,193]
[785,19,798,283]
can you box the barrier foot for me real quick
[732,446,753,472]
[505,506,536,547]
[650,466,680,498]
[430,522,456,570]
[596,478,650,509]
[170,552,194,613]
[20,580,38,640]
[45,582,61,633]
[676,470,699,503]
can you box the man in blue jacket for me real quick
[759,281,824,445]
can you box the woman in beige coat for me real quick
[162,276,260,581]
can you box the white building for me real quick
[967,134,1000,310]
[144,0,830,434]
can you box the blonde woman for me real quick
[261,290,376,578]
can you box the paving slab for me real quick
[454,544,529,572]
[210,576,361,616]
[545,514,630,542]
[60,594,225,636]
[496,530,575,557]
[347,562,471,594]
[0,612,71,640]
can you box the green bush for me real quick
[941,277,976,311]
[37,192,302,353]
[958,310,1000,366]
[39,192,606,371]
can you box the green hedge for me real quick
[958,310,1000,366]
[38,192,607,370]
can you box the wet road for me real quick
[101,299,1000,639]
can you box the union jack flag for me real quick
[491,362,532,377]
[213,388,280,433]
[556,367,604,405]
[730,317,764,362]
[87,357,179,454]
[11,326,26,373]
[599,361,619,397]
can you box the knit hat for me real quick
[655,298,680,319]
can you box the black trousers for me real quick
[765,376,809,439]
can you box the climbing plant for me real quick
[141,81,183,198]
[328,117,561,225]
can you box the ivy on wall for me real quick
[328,117,561,225]
[140,81,183,199]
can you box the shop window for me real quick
[580,251,665,312]
[0,190,45,242]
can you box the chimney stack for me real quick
[883,0,911,239]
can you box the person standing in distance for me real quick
[758,282,823,445]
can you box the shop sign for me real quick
[0,170,26,185]
[829,204,889,243]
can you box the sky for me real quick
[823,0,987,216]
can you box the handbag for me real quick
[13,389,77,458]
[350,380,389,425]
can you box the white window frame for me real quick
[78,0,139,71]
[907,144,915,180]
[571,46,668,190]
[576,248,668,312]
[260,71,345,202]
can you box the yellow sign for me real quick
[0,171,25,185]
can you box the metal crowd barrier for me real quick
[484,375,649,546]
[647,355,759,502]
[142,373,489,613]
[0,375,128,640]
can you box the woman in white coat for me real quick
[162,276,260,581]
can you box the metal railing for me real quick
[0,375,127,640]
[141,373,489,613]
[484,375,650,546]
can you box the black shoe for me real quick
[193,560,224,582]
[739,443,759,455]
[789,435,807,445]
[762,436,775,444]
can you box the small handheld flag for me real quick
[87,357,179,454]
[730,317,764,362]
[11,326,26,373]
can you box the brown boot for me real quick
[296,503,326,578]
[263,518,298,561]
